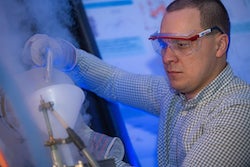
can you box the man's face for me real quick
[160,8,224,99]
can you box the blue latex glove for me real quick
[22,34,77,71]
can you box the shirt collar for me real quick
[178,64,234,106]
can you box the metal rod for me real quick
[49,103,100,167]
[39,96,63,167]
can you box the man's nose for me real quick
[162,47,178,64]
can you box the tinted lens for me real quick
[158,38,167,49]
[151,38,167,56]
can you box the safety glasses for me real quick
[149,26,224,57]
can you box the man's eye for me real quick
[176,41,191,48]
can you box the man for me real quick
[23,0,250,166]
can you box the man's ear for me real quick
[216,34,229,58]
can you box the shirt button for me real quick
[181,110,188,116]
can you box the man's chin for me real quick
[170,82,187,93]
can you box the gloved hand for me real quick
[73,112,125,161]
[22,34,77,71]
[76,121,125,161]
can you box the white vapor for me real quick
[0,0,78,166]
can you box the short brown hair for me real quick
[166,0,230,37]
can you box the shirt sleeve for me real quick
[67,49,170,115]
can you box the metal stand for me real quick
[38,96,104,167]
[39,96,64,167]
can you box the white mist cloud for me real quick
[0,0,78,165]
[0,0,76,74]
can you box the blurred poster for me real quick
[82,0,170,75]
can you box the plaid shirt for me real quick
[69,50,250,167]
